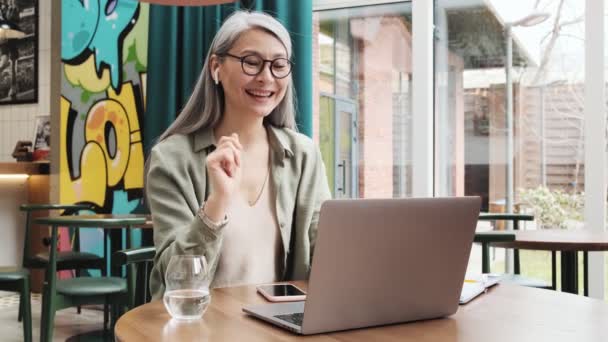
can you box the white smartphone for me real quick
[256,283,307,302]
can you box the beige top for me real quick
[212,170,282,288]
[147,125,332,300]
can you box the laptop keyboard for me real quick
[274,312,304,326]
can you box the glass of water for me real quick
[163,255,211,320]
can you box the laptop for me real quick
[243,197,481,335]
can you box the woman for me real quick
[146,11,331,299]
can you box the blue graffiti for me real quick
[61,1,99,61]
[111,189,140,215]
[111,189,143,249]
[62,0,139,90]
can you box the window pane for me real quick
[436,0,586,283]
[436,0,585,212]
[313,2,412,199]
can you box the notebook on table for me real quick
[459,274,502,304]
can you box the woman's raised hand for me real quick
[204,133,243,221]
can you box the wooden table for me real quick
[479,229,608,295]
[0,161,50,174]
[115,281,608,341]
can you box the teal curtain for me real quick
[240,0,314,137]
[144,0,314,155]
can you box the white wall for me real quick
[0,0,53,267]
[0,0,52,161]
[0,179,27,266]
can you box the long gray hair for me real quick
[156,10,297,143]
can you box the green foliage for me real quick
[518,186,583,229]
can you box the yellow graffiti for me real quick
[107,84,144,191]
[64,55,111,93]
[60,97,107,207]
[85,100,130,187]
[60,80,145,206]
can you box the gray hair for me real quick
[157,10,297,143]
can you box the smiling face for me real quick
[211,28,290,120]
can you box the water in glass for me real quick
[163,289,210,320]
[163,255,210,320]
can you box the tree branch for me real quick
[531,0,566,85]
[558,15,583,29]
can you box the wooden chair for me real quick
[38,222,128,342]
[19,204,107,322]
[20,204,106,274]
[0,267,32,342]
[36,214,148,342]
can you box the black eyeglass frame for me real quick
[221,53,293,79]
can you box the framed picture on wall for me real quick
[32,114,49,161]
[0,0,38,104]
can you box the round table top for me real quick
[34,214,152,229]
[490,229,608,251]
[115,281,608,342]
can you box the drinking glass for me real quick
[163,255,211,320]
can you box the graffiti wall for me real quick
[60,0,149,253]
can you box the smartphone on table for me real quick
[256,283,307,302]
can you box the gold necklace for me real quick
[248,167,270,206]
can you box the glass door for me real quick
[315,2,413,199]
[320,93,358,198]
[335,98,357,198]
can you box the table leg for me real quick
[583,251,588,297]
[110,229,123,277]
[551,251,557,290]
[103,229,108,330]
[41,225,59,342]
[127,226,134,248]
[560,251,578,294]
[513,220,520,275]
[482,243,490,273]
[126,226,137,310]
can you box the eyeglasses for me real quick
[222,53,293,79]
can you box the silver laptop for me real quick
[243,197,481,335]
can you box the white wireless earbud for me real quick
[213,69,219,85]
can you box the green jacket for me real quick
[146,125,332,299]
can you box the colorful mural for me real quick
[60,0,149,257]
